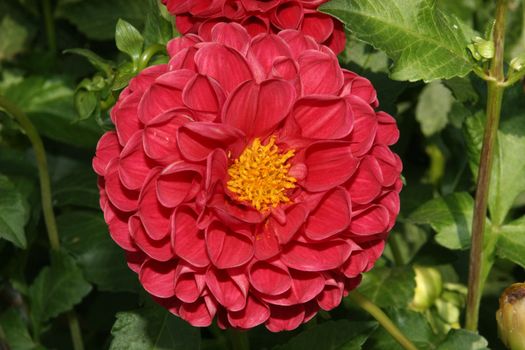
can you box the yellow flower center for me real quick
[227,137,296,212]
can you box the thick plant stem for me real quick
[227,329,250,350]
[42,0,57,53]
[465,0,508,332]
[348,291,418,350]
[0,96,84,350]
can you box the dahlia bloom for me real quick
[93,23,402,331]
[161,0,346,54]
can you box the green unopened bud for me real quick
[510,55,525,72]
[410,266,443,312]
[468,36,495,61]
[496,283,525,350]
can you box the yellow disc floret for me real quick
[227,137,296,211]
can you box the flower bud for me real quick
[468,36,495,61]
[510,55,525,72]
[496,283,525,350]
[410,266,443,312]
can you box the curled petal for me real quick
[266,304,305,332]
[304,187,351,241]
[206,221,254,269]
[249,261,292,295]
[227,295,270,329]
[282,240,353,271]
[172,206,210,268]
[140,259,177,298]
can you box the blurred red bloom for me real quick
[93,23,402,331]
[161,0,346,54]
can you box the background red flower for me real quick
[161,0,346,54]
[93,23,401,331]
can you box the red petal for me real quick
[167,34,201,57]
[372,145,402,187]
[249,261,292,295]
[211,22,251,55]
[247,34,292,78]
[194,43,253,94]
[293,96,352,139]
[342,249,368,278]
[129,215,173,262]
[139,259,176,298]
[350,205,390,235]
[113,92,142,146]
[282,240,353,271]
[227,296,270,329]
[138,170,172,240]
[206,222,254,269]
[305,187,351,240]
[271,1,303,29]
[302,141,358,192]
[178,122,244,161]
[324,21,346,55]
[298,50,343,95]
[206,268,247,311]
[301,13,334,43]
[376,112,399,145]
[269,204,308,244]
[143,109,192,162]
[179,297,216,327]
[317,280,344,311]
[93,132,121,176]
[261,270,324,305]
[241,16,270,36]
[182,74,225,113]
[156,161,204,208]
[347,156,383,205]
[278,30,319,58]
[254,229,280,260]
[265,304,305,332]
[347,96,377,157]
[172,206,210,268]
[107,209,136,251]
[104,160,139,212]
[118,132,151,190]
[223,79,295,139]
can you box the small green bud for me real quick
[510,55,525,72]
[468,36,495,61]
[496,283,525,350]
[410,266,443,312]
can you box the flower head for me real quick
[497,283,525,350]
[93,23,402,331]
[161,0,346,54]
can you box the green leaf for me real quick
[274,320,377,350]
[367,308,437,350]
[74,90,99,121]
[436,329,489,350]
[488,116,525,225]
[409,192,474,250]
[0,308,39,350]
[321,0,474,81]
[3,76,102,148]
[0,0,36,61]
[58,211,138,292]
[115,19,144,63]
[143,0,174,46]
[496,216,525,268]
[357,266,415,308]
[463,111,484,179]
[109,302,201,350]
[415,81,454,136]
[52,166,99,209]
[56,0,149,41]
[0,174,29,248]
[28,251,92,335]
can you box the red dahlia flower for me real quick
[161,0,346,54]
[93,23,402,331]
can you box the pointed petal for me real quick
[302,141,358,192]
[223,79,295,138]
[293,96,352,139]
[206,222,254,269]
[282,240,352,271]
[139,259,176,298]
[172,206,210,268]
[305,187,351,240]
[249,261,292,295]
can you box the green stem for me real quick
[227,329,250,350]
[137,44,166,71]
[465,0,508,332]
[0,96,84,350]
[348,291,418,350]
[42,0,57,53]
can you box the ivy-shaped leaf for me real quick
[0,174,29,248]
[436,329,489,350]
[28,251,92,336]
[321,0,474,81]
[357,266,416,308]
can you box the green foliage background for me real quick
[0,0,524,349]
